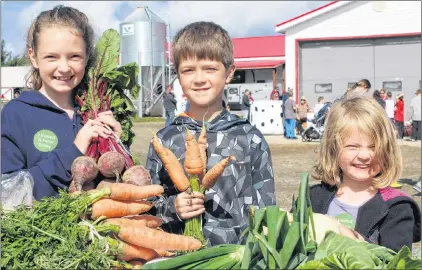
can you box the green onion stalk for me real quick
[184,174,206,245]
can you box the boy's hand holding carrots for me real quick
[175,191,206,220]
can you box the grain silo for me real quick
[119,6,172,117]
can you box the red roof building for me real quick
[232,35,285,70]
[167,35,286,70]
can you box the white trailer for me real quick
[225,68,280,110]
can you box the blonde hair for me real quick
[25,5,95,92]
[172,21,234,73]
[312,96,402,188]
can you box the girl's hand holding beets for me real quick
[74,119,113,154]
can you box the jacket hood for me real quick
[172,109,248,132]
[14,91,77,113]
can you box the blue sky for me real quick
[1,1,328,56]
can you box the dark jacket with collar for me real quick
[146,109,276,246]
[310,183,421,252]
[1,91,83,200]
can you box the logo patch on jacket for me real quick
[33,130,58,152]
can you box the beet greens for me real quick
[76,29,140,169]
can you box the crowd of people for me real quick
[1,5,420,255]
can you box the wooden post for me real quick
[272,69,276,89]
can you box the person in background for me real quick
[385,91,395,124]
[284,90,297,139]
[313,96,325,116]
[296,96,309,137]
[380,88,387,101]
[270,86,280,100]
[373,90,386,109]
[14,89,21,99]
[358,78,371,92]
[163,84,177,127]
[394,93,405,139]
[409,89,421,142]
[311,96,421,252]
[344,79,371,99]
[241,89,252,120]
[282,88,290,136]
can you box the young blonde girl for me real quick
[1,5,121,200]
[310,96,421,252]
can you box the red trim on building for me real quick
[294,32,422,102]
[275,1,339,28]
[235,60,285,70]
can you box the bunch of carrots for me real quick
[80,181,202,268]
[2,179,203,269]
[152,123,236,243]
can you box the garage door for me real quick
[299,36,421,117]
[299,39,375,107]
[374,36,421,118]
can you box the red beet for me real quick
[97,152,125,181]
[71,156,99,191]
[122,165,151,186]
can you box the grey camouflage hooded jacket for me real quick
[146,109,276,246]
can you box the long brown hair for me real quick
[25,5,95,94]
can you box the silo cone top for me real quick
[123,6,165,24]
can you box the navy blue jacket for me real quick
[310,183,421,252]
[1,91,83,200]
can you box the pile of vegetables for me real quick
[1,181,202,269]
[151,124,236,243]
[143,173,421,269]
[76,28,140,167]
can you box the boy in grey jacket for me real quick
[146,21,276,246]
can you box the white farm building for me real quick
[276,1,421,118]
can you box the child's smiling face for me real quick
[28,27,87,95]
[338,128,381,184]
[178,58,234,109]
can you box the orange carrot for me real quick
[184,129,204,175]
[126,215,164,227]
[155,249,176,257]
[104,216,163,229]
[119,241,158,262]
[202,155,236,189]
[198,123,208,175]
[97,181,164,201]
[109,237,158,262]
[117,224,202,251]
[151,133,190,192]
[91,199,154,220]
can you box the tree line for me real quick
[1,40,31,67]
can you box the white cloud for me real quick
[126,1,329,38]
[17,1,122,38]
[9,1,328,54]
